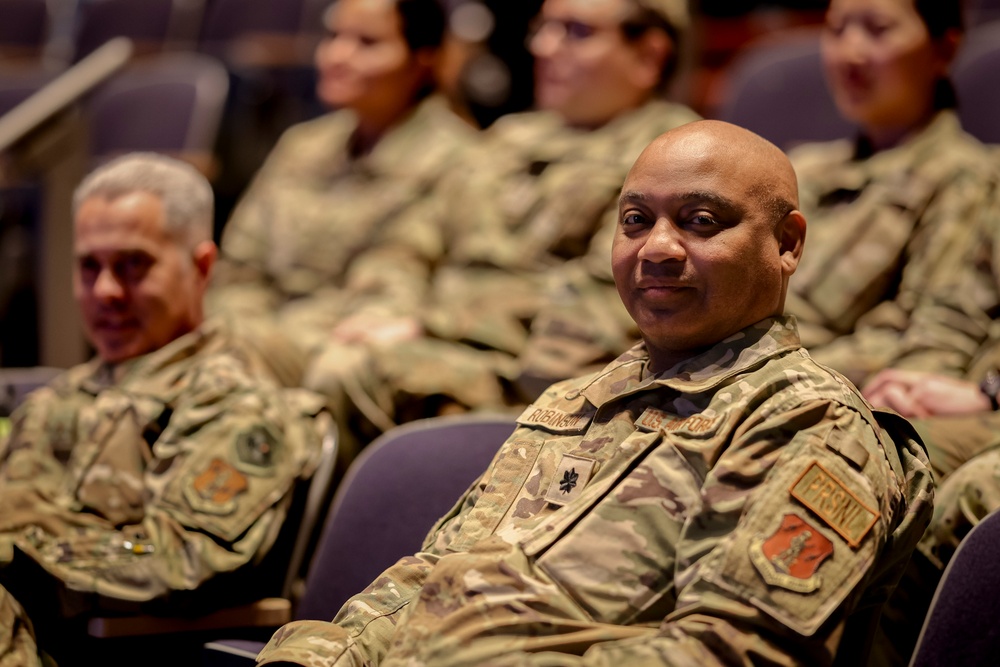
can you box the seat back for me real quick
[0,65,59,117]
[714,28,855,150]
[954,21,1000,145]
[910,508,1000,666]
[0,366,64,416]
[86,51,228,164]
[294,413,516,621]
[73,0,183,62]
[0,0,49,59]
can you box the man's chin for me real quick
[90,333,144,364]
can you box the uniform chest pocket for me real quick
[532,441,702,626]
[449,440,543,552]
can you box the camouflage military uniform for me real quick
[0,322,322,664]
[304,100,700,447]
[863,214,1000,667]
[785,110,1000,386]
[206,96,476,378]
[260,317,933,667]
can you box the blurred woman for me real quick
[784,0,1000,385]
[207,0,476,380]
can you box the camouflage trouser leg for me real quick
[304,339,520,466]
[381,537,646,667]
[0,584,42,667]
[910,412,1000,481]
[918,444,1000,571]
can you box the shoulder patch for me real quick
[750,513,834,593]
[235,425,277,476]
[184,457,249,516]
[635,407,720,437]
[790,461,879,548]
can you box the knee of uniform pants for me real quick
[919,445,1000,568]
[303,342,372,400]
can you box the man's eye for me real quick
[116,255,153,283]
[688,214,721,229]
[621,212,647,226]
[78,258,100,279]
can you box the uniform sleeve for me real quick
[11,355,321,607]
[887,210,1000,378]
[207,130,303,320]
[335,190,449,321]
[257,466,492,666]
[0,385,77,497]
[569,403,931,667]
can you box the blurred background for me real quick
[1,0,997,370]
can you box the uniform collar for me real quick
[329,95,464,180]
[852,109,961,163]
[80,323,217,396]
[579,316,802,407]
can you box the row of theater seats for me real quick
[3,18,1000,195]
[0,0,329,65]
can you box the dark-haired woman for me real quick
[785,0,1000,386]
[207,0,477,382]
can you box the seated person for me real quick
[207,0,477,384]
[0,154,323,665]
[303,0,700,455]
[256,121,932,667]
[784,0,1000,385]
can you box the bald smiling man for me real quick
[257,121,933,667]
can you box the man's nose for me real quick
[637,220,687,263]
[93,268,125,301]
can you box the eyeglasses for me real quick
[527,17,622,45]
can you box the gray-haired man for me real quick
[0,154,322,665]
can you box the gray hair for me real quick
[73,152,213,248]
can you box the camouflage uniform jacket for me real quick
[785,111,1000,384]
[207,96,476,349]
[259,317,932,667]
[0,322,322,608]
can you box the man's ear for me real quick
[192,240,218,284]
[777,210,806,276]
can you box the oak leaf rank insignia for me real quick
[544,454,596,505]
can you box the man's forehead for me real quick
[74,193,171,252]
